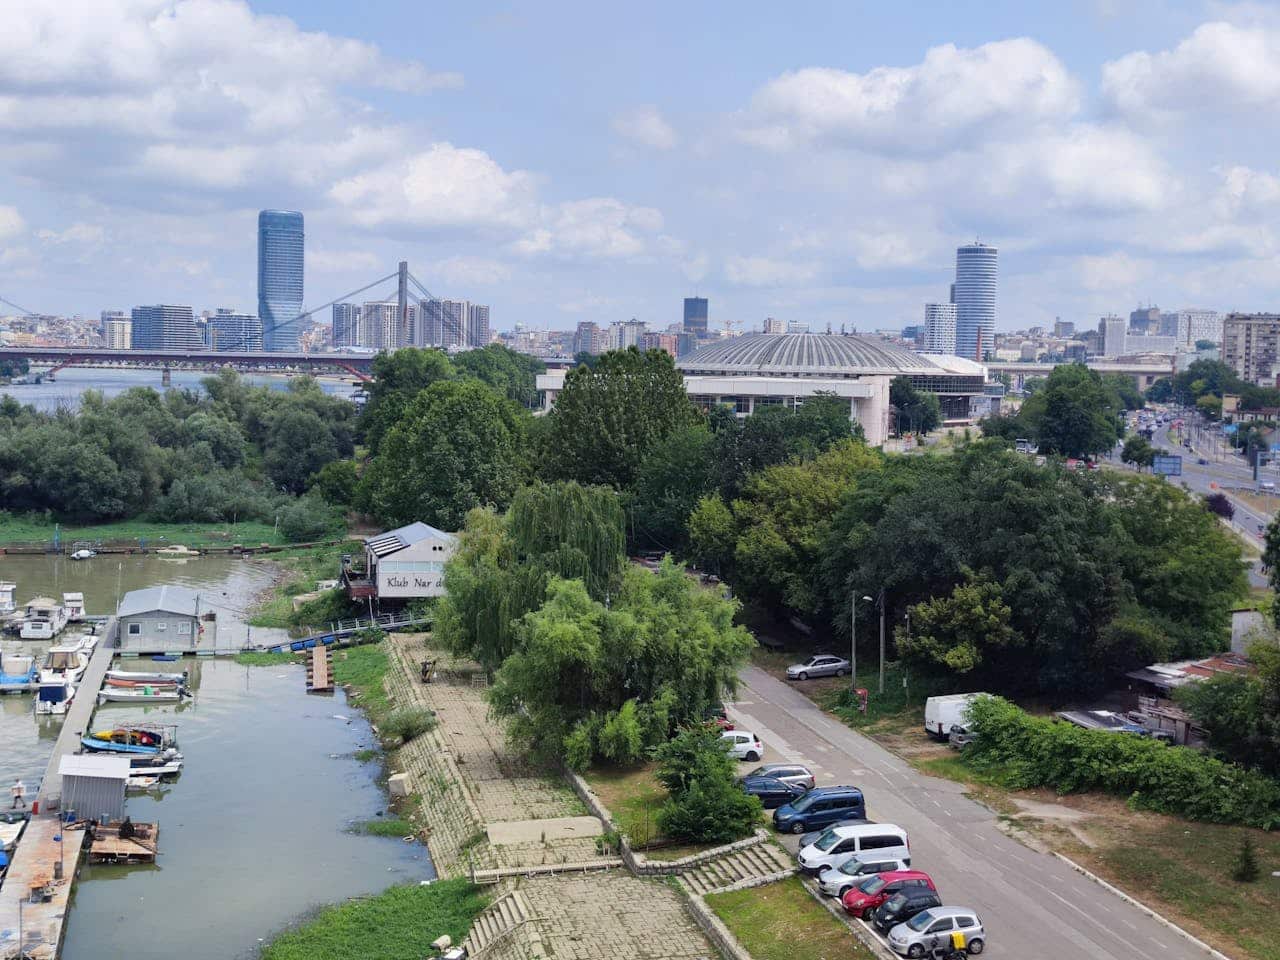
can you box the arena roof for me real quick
[677,333,978,378]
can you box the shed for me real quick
[59,754,130,822]
[117,585,215,653]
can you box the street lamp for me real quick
[851,592,872,691]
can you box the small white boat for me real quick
[35,676,75,715]
[128,757,183,776]
[126,775,161,790]
[69,549,96,561]
[19,597,68,640]
[0,814,27,852]
[107,668,188,684]
[155,544,199,557]
[63,592,86,621]
[98,686,187,704]
[0,582,16,615]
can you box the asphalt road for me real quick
[729,667,1212,960]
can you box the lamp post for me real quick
[851,592,872,692]
[877,590,887,695]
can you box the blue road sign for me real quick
[1152,455,1183,477]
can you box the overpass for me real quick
[0,345,377,381]
[985,358,1176,391]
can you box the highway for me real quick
[730,668,1216,960]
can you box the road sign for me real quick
[1152,455,1183,477]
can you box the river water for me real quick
[0,555,433,960]
[0,367,361,413]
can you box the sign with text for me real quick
[1152,455,1183,477]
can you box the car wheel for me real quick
[797,671,808,680]
[835,668,847,676]
[907,946,925,959]
[967,939,984,955]
[745,751,759,762]
[792,822,806,835]
[838,886,851,899]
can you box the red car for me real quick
[841,870,936,918]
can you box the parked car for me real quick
[1197,457,1208,465]
[886,906,985,957]
[704,702,733,731]
[740,776,806,809]
[797,823,910,875]
[924,693,985,739]
[786,654,852,680]
[742,763,815,791]
[841,870,935,918]
[871,890,943,933]
[773,786,866,835]
[817,854,911,898]
[947,724,977,750]
[800,817,871,850]
[720,730,763,762]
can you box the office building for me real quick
[574,321,602,355]
[332,303,362,348]
[130,304,200,350]
[1053,318,1075,338]
[953,243,997,361]
[1100,315,1128,357]
[901,324,924,345]
[208,310,263,352]
[683,297,709,336]
[1169,309,1223,347]
[1223,313,1280,385]
[467,303,491,347]
[257,209,304,352]
[1129,305,1161,335]
[923,303,957,355]
[104,316,132,350]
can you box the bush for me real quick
[598,700,645,765]
[290,588,362,628]
[652,724,761,844]
[1232,836,1260,882]
[965,696,1280,828]
[310,459,359,506]
[380,707,438,744]
[278,495,344,543]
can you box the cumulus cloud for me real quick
[744,38,1078,153]
[431,256,513,287]
[725,256,820,286]
[36,223,105,246]
[516,198,665,259]
[613,105,678,150]
[0,206,25,240]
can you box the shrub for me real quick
[1232,836,1260,883]
[278,495,344,543]
[563,720,596,772]
[290,588,362,628]
[657,775,762,844]
[964,696,1280,828]
[598,700,645,765]
[380,707,438,743]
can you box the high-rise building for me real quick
[1053,318,1075,338]
[953,242,997,360]
[1223,313,1280,385]
[208,309,263,351]
[639,331,678,357]
[1169,309,1223,347]
[1100,315,1128,357]
[363,300,417,351]
[1129,305,1161,335]
[257,209,304,352]
[683,297,708,336]
[923,303,957,354]
[130,304,200,350]
[419,299,468,348]
[763,316,786,335]
[100,310,125,337]
[104,316,132,350]
[466,303,491,347]
[332,303,362,348]
[574,321,602,355]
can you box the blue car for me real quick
[772,785,866,835]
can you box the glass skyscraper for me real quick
[953,242,997,361]
[683,297,708,336]
[257,210,304,352]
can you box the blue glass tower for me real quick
[257,210,304,352]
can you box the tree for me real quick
[1204,492,1234,520]
[1266,517,1280,627]
[686,493,737,576]
[629,424,717,552]
[1178,641,1280,777]
[452,343,545,407]
[653,724,761,844]
[1146,377,1174,403]
[1232,837,1260,883]
[264,408,338,495]
[1120,434,1155,469]
[358,380,528,530]
[1102,373,1145,411]
[898,574,1019,674]
[890,377,942,435]
[543,347,700,489]
[1021,364,1123,458]
[310,459,359,506]
[358,348,455,453]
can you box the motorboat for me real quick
[0,653,37,691]
[0,811,27,852]
[82,723,180,756]
[155,544,199,557]
[41,637,96,684]
[69,549,96,561]
[127,755,183,776]
[62,592,86,620]
[105,676,182,689]
[19,597,68,640]
[35,676,75,715]
[98,686,188,704]
[107,668,188,684]
[0,582,15,615]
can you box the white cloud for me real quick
[516,198,665,259]
[36,222,105,246]
[0,206,25,240]
[308,248,380,273]
[1076,252,1150,292]
[725,256,820,286]
[431,256,512,287]
[613,105,678,150]
[1102,21,1280,118]
[744,38,1077,153]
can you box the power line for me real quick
[236,270,401,350]
[0,294,37,316]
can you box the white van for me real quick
[796,822,911,875]
[923,693,985,740]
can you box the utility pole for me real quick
[878,590,887,695]
[851,592,871,693]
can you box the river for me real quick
[0,367,360,412]
[0,554,432,960]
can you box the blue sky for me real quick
[3,1,1280,334]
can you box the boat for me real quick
[107,668,188,684]
[126,775,161,790]
[35,676,75,715]
[98,686,187,704]
[155,544,199,557]
[127,755,183,776]
[105,676,182,689]
[0,811,27,852]
[82,723,179,756]
[69,549,96,561]
[0,653,37,691]
[0,582,15,615]
[62,592,86,621]
[19,597,68,640]
[40,637,96,684]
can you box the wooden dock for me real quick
[306,645,333,693]
[87,821,159,865]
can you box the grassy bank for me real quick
[247,540,362,628]
[259,878,488,960]
[0,516,286,549]
[705,876,870,960]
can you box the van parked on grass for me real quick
[924,693,985,739]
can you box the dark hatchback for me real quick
[870,889,943,933]
[740,775,807,809]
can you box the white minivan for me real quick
[796,823,910,875]
[923,693,985,739]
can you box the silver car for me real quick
[786,654,851,680]
[887,906,986,957]
[742,763,815,791]
[817,854,910,898]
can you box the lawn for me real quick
[0,516,286,549]
[332,641,393,726]
[583,763,668,848]
[706,877,871,960]
[259,878,488,960]
[248,541,361,627]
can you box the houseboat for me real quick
[0,582,16,615]
[63,592,86,621]
[19,597,68,640]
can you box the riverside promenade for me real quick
[0,620,116,960]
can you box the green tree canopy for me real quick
[358,348,456,454]
[889,377,942,435]
[451,343,545,407]
[1019,364,1123,458]
[899,574,1019,674]
[1120,434,1155,469]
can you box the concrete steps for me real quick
[462,890,534,954]
[679,842,796,896]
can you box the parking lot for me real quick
[729,665,1215,960]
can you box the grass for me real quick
[583,763,669,849]
[0,515,286,548]
[353,748,380,763]
[248,541,361,628]
[379,706,437,744]
[258,878,489,960]
[706,876,871,960]
[332,643,393,726]
[349,817,416,837]
[234,651,300,666]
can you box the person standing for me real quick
[10,779,24,809]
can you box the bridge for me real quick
[985,358,1176,391]
[0,344,378,381]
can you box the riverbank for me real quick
[245,540,363,628]
[0,516,287,549]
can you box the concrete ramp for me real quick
[486,816,605,846]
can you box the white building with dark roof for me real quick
[117,585,215,653]
[354,522,457,602]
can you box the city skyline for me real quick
[4,4,1280,333]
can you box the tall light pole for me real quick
[851,592,872,692]
[878,590,887,695]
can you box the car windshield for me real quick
[745,766,769,778]
[791,792,819,812]
[906,911,936,932]
[814,829,841,852]
[858,875,887,895]
[882,893,908,911]
[839,859,872,876]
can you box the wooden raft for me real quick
[89,821,159,864]
[306,646,334,693]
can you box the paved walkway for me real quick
[36,619,115,809]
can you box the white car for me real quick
[817,854,911,898]
[887,906,986,956]
[797,823,911,876]
[720,730,763,762]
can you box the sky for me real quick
[3,0,1280,335]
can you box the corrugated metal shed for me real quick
[59,754,130,822]
[118,585,200,618]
